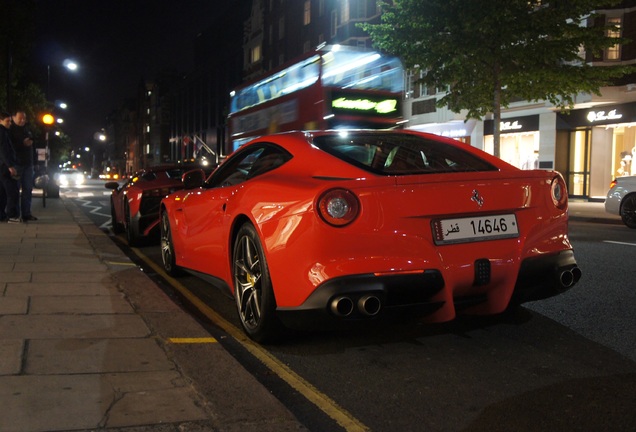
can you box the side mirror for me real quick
[104,181,120,191]
[182,169,206,189]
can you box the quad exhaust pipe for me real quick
[330,294,382,317]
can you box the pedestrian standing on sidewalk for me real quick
[10,110,38,221]
[0,111,21,223]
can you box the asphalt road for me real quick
[61,180,636,431]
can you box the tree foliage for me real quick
[361,0,631,156]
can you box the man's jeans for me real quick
[16,165,34,218]
[0,172,20,219]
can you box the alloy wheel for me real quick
[234,234,263,331]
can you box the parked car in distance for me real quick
[57,168,85,187]
[160,130,581,343]
[605,175,636,228]
[106,164,212,246]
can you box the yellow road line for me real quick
[168,337,218,344]
[104,260,138,266]
[131,247,369,432]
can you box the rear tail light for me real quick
[609,179,617,189]
[550,175,568,210]
[317,188,359,227]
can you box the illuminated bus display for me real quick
[228,45,404,151]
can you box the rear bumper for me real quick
[276,250,581,330]
[277,270,445,329]
[510,250,581,304]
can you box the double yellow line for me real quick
[130,246,369,432]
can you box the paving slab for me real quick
[0,373,208,432]
[0,339,24,375]
[29,295,134,314]
[0,314,150,339]
[13,262,109,273]
[0,272,31,283]
[31,271,113,283]
[6,282,120,297]
[26,338,175,374]
[0,296,28,314]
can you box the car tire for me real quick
[125,203,140,246]
[233,223,284,343]
[620,193,636,229]
[111,200,124,234]
[160,211,182,276]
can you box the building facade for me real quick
[405,2,636,200]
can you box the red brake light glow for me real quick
[317,188,360,227]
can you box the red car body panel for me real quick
[161,130,579,326]
[109,165,200,240]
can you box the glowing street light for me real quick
[63,59,78,71]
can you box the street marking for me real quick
[130,246,370,432]
[75,198,111,219]
[168,337,218,344]
[604,240,636,247]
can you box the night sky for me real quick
[33,0,245,146]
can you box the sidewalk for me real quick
[0,196,305,432]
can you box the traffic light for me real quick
[42,113,55,125]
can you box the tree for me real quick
[361,0,631,157]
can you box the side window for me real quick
[208,144,291,188]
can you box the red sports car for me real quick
[106,165,205,246]
[160,130,581,342]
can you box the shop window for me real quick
[567,130,591,197]
[303,1,311,25]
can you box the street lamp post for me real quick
[41,113,55,207]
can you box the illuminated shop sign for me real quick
[500,120,523,131]
[484,115,539,135]
[586,109,623,123]
[330,91,402,118]
[558,102,636,127]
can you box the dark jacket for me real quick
[0,124,18,177]
[9,124,35,166]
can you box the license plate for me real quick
[432,214,519,245]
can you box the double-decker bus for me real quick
[228,45,404,151]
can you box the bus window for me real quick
[228,46,404,151]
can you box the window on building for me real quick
[350,0,367,19]
[341,0,350,23]
[251,45,262,64]
[331,10,337,37]
[606,16,622,61]
[304,0,311,25]
[279,17,285,40]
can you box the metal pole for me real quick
[43,130,48,208]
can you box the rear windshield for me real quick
[312,133,497,174]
